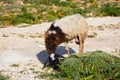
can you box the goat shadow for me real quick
[36,46,75,64]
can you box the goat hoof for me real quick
[42,65,46,69]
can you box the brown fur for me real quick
[45,25,69,55]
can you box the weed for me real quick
[0,71,9,80]
[19,70,25,73]
[29,68,35,71]
[97,26,104,30]
[88,32,97,38]
[111,48,120,55]
[0,0,120,27]
[39,51,120,80]
[28,34,43,38]
[2,34,9,37]
[11,64,19,67]
[101,3,120,16]
[0,75,8,80]
[28,35,36,38]
[18,34,25,38]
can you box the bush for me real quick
[1,0,14,4]
[0,15,12,27]
[22,0,41,4]
[5,4,21,10]
[11,13,35,25]
[1,0,120,27]
[40,51,120,80]
[88,32,97,38]
[50,0,60,6]
[0,74,8,80]
[101,3,120,16]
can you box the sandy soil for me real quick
[0,17,120,80]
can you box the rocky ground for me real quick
[0,17,120,80]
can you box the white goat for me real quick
[45,14,88,60]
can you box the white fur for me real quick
[48,30,56,34]
[53,14,88,54]
[50,53,55,60]
[54,14,88,40]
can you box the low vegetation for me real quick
[2,34,9,37]
[39,51,120,80]
[88,32,97,38]
[0,73,9,80]
[10,64,19,67]
[0,0,120,27]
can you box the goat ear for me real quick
[51,23,54,27]
[49,23,55,30]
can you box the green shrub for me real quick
[2,0,14,4]
[0,75,6,80]
[1,0,120,27]
[88,32,97,38]
[21,6,27,14]
[0,74,8,80]
[11,64,19,67]
[0,15,12,27]
[22,0,60,5]
[59,2,69,7]
[22,0,41,4]
[38,0,50,5]
[5,4,21,10]
[46,14,57,22]
[68,2,78,8]
[50,0,60,6]
[11,11,35,25]
[40,51,120,80]
[101,3,120,16]
[97,26,104,30]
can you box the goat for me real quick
[43,14,88,70]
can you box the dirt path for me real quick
[0,17,120,80]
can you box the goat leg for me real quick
[65,42,70,55]
[42,57,49,69]
[78,35,84,54]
